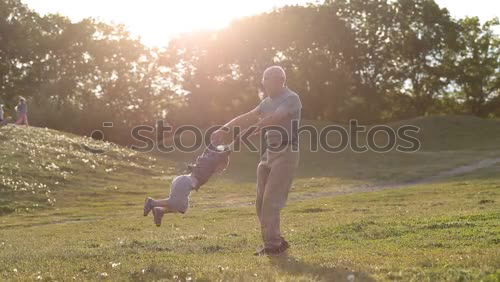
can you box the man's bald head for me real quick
[262,66,287,98]
[263,66,286,82]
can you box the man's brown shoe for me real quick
[254,240,290,256]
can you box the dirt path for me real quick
[207,156,500,206]
[407,157,500,185]
[289,157,500,202]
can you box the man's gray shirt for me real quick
[255,87,302,146]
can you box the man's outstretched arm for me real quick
[211,107,260,144]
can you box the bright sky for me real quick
[22,0,499,47]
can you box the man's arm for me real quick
[222,107,260,133]
[254,94,301,132]
[254,108,290,131]
[211,107,260,144]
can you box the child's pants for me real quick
[256,145,299,249]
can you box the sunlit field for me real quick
[1,116,499,280]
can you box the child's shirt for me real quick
[17,103,27,114]
[188,144,231,189]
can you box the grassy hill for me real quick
[0,116,499,281]
[0,126,170,216]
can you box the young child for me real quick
[0,104,12,126]
[143,143,232,226]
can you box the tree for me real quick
[0,0,40,105]
[391,0,459,116]
[453,17,499,117]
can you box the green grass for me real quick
[0,116,499,281]
[0,171,498,281]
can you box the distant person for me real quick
[15,97,29,126]
[0,104,5,126]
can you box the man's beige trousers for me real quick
[256,145,299,249]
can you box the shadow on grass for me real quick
[269,253,374,282]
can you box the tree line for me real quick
[0,0,498,144]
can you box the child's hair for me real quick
[19,97,26,102]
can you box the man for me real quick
[211,66,302,256]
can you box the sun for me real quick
[22,0,312,47]
[126,1,241,47]
[122,0,302,47]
